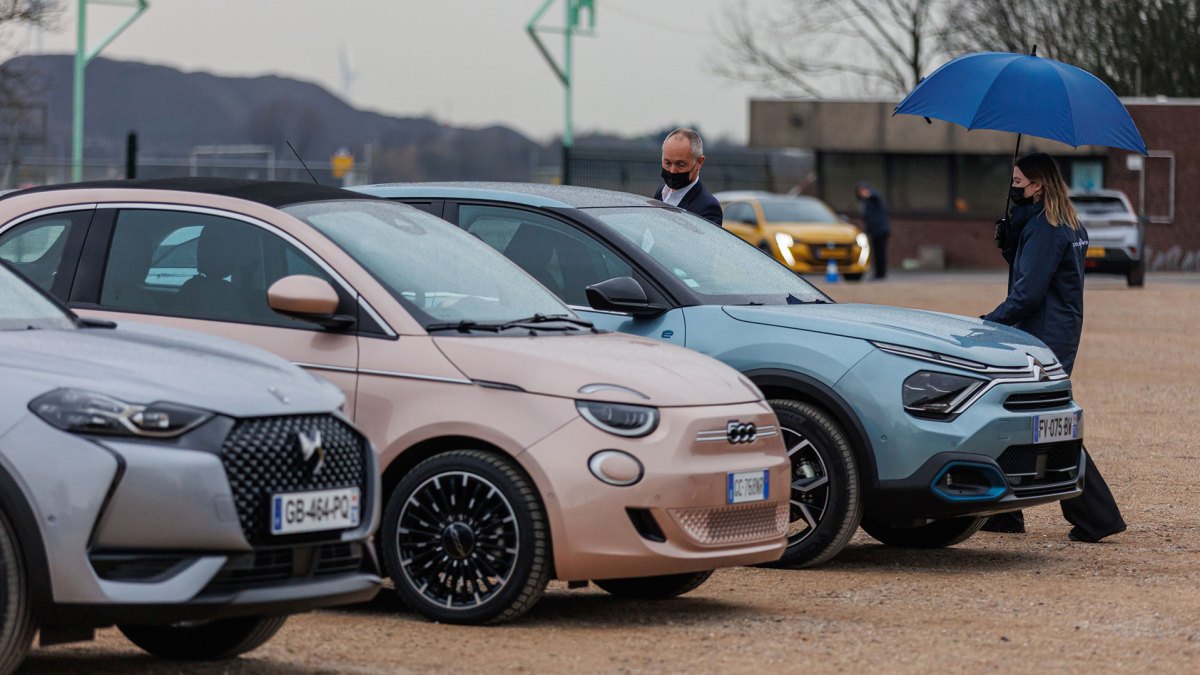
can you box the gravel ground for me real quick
[26,273,1200,674]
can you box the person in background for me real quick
[981,152,1126,543]
[654,128,723,226]
[856,182,890,279]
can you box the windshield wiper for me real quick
[502,314,595,330]
[425,314,595,334]
[424,320,503,333]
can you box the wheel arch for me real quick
[0,462,53,619]
[744,368,879,490]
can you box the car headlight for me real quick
[902,372,987,418]
[774,233,796,266]
[30,388,212,438]
[855,232,870,265]
[576,400,659,438]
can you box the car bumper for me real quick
[1085,245,1139,273]
[520,401,790,580]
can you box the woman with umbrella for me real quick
[894,49,1140,542]
[979,152,1125,541]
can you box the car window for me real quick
[0,263,75,331]
[285,199,573,326]
[586,206,829,305]
[0,214,81,294]
[1071,196,1131,216]
[98,209,338,328]
[459,204,633,306]
[723,202,756,225]
[759,199,838,224]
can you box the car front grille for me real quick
[1004,389,1073,412]
[202,542,366,595]
[220,414,369,544]
[805,244,855,261]
[996,440,1082,494]
[668,502,789,545]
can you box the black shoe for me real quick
[1068,524,1127,543]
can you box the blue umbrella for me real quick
[894,50,1147,155]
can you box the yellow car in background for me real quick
[716,191,870,280]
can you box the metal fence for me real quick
[3,156,372,189]
[566,147,785,195]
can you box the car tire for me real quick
[118,615,287,661]
[381,450,551,625]
[1126,260,1146,287]
[593,570,713,599]
[0,511,35,675]
[764,399,862,568]
[860,515,987,548]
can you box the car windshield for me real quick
[0,264,75,331]
[760,199,838,224]
[1071,196,1130,216]
[586,207,830,305]
[285,200,576,328]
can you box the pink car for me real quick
[0,179,789,624]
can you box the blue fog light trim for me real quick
[930,462,1007,502]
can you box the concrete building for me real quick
[749,99,1198,270]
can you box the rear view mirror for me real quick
[585,277,667,319]
[268,275,355,329]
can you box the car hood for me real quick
[765,222,860,242]
[723,304,1058,367]
[433,332,761,407]
[0,322,343,417]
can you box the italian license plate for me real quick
[1033,412,1080,444]
[727,470,769,504]
[271,487,360,535]
[1086,246,1106,258]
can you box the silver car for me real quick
[0,262,380,671]
[1070,189,1144,287]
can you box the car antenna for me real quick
[286,141,319,184]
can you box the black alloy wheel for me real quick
[765,399,862,568]
[382,450,551,624]
[118,616,287,661]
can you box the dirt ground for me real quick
[26,273,1200,674]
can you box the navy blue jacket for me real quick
[985,205,1089,374]
[856,182,890,236]
[654,179,723,226]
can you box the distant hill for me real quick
[3,54,549,182]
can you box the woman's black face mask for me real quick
[1009,186,1033,206]
[662,165,695,190]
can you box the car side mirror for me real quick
[585,277,667,319]
[268,275,355,329]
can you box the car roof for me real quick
[1068,189,1128,199]
[356,182,661,209]
[712,190,775,201]
[0,177,376,208]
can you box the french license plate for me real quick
[1033,412,1080,444]
[1086,246,1106,258]
[727,470,769,504]
[271,487,360,535]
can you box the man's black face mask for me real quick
[661,165,694,190]
[1009,186,1033,206]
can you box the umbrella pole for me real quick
[1004,133,1023,220]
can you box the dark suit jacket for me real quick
[653,179,723,226]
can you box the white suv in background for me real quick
[1069,189,1144,287]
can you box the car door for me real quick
[448,202,687,345]
[69,206,363,416]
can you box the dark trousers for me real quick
[869,233,889,279]
[984,446,1125,539]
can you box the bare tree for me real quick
[0,0,61,106]
[945,0,1200,97]
[713,0,948,97]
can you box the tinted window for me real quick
[723,202,756,225]
[0,214,81,293]
[586,206,829,305]
[1071,196,1131,216]
[285,200,572,326]
[459,205,633,306]
[99,209,338,328]
[759,199,837,224]
[0,263,74,331]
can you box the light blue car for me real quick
[356,183,1086,567]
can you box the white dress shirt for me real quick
[660,176,699,206]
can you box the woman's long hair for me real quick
[1016,153,1080,230]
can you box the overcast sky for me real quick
[24,0,772,144]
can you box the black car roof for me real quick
[0,177,378,208]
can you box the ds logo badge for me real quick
[297,429,325,477]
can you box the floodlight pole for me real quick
[73,0,149,182]
[527,0,594,185]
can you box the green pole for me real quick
[562,0,573,184]
[71,0,150,183]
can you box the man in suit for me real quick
[653,128,723,226]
